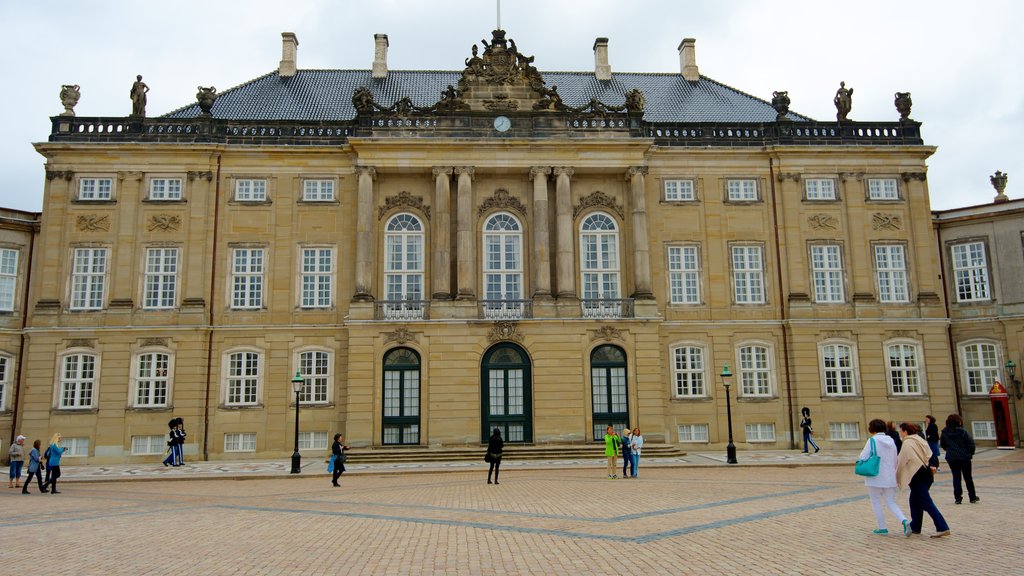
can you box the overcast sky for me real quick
[2,0,1020,213]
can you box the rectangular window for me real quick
[811,245,845,303]
[231,248,264,309]
[135,352,170,407]
[79,178,112,200]
[0,356,8,411]
[226,351,260,405]
[0,248,18,311]
[971,421,996,440]
[224,433,257,452]
[303,180,334,201]
[875,245,908,303]
[805,179,836,200]
[63,437,89,457]
[867,178,899,200]
[131,435,166,455]
[298,351,330,404]
[888,343,922,395]
[143,248,179,309]
[60,354,96,409]
[726,179,758,201]
[739,346,771,397]
[731,245,764,304]
[744,423,776,443]
[672,346,705,397]
[667,245,700,304]
[828,422,860,441]
[149,178,183,200]
[677,424,709,443]
[961,342,999,395]
[951,242,990,302]
[70,248,108,310]
[298,431,329,450]
[664,179,695,201]
[300,248,333,308]
[234,179,267,201]
[822,344,856,396]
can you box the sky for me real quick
[1,0,1021,213]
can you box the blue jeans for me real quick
[631,452,639,477]
[622,451,634,477]
[909,478,949,533]
[802,432,819,452]
[928,440,940,460]
[9,460,23,480]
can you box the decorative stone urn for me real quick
[196,86,217,115]
[60,84,80,116]
[894,92,912,121]
[991,170,1009,203]
[771,90,790,121]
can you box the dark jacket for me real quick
[926,422,939,443]
[487,434,504,459]
[940,426,976,462]
[885,429,902,453]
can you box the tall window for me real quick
[231,248,264,309]
[298,350,330,404]
[671,345,705,397]
[79,178,112,200]
[235,179,267,201]
[0,356,8,411]
[226,351,260,405]
[580,213,620,317]
[70,248,108,310]
[591,345,628,440]
[300,247,333,308]
[875,244,908,303]
[739,345,771,397]
[811,244,844,303]
[143,248,179,309]
[664,179,695,201]
[60,353,96,409]
[804,179,836,200]
[726,179,758,201]
[822,343,856,396]
[951,242,990,302]
[303,180,334,201]
[667,245,700,304]
[731,245,764,304]
[483,213,523,316]
[0,248,17,311]
[867,178,898,200]
[149,178,182,200]
[383,347,421,445]
[135,352,170,407]
[960,342,999,395]
[384,214,424,313]
[887,343,922,395]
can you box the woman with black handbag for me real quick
[897,422,950,537]
[330,433,349,487]
[486,428,503,485]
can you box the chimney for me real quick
[593,37,611,81]
[678,38,699,81]
[372,34,389,79]
[279,32,299,77]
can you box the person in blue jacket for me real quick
[41,433,66,494]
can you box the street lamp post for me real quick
[721,363,737,464]
[290,371,304,474]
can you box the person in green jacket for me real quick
[603,425,621,479]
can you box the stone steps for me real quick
[343,444,686,464]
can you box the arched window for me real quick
[481,343,532,443]
[482,212,524,318]
[959,340,1000,395]
[886,341,923,395]
[819,342,857,397]
[58,351,98,409]
[591,345,628,440]
[134,351,171,407]
[0,355,10,411]
[383,347,420,445]
[297,349,332,404]
[580,213,621,318]
[383,213,424,319]
[225,349,261,406]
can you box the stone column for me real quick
[553,167,576,298]
[354,166,376,301]
[432,166,453,299]
[530,166,552,298]
[627,166,653,299]
[455,167,476,300]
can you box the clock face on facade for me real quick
[493,116,511,132]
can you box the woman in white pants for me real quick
[861,418,910,536]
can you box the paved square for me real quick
[2,451,1021,575]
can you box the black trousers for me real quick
[947,459,977,500]
[23,468,45,492]
[331,462,345,485]
[488,459,501,480]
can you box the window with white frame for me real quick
[134,351,170,407]
[230,248,264,309]
[667,245,701,304]
[804,178,836,200]
[234,179,267,201]
[302,179,334,202]
[300,247,333,308]
[821,343,856,396]
[149,178,182,200]
[731,245,765,304]
[0,248,18,311]
[671,345,705,397]
[0,356,8,411]
[384,213,424,317]
[739,345,772,397]
[297,350,330,404]
[483,213,524,314]
[131,435,166,455]
[580,213,621,314]
[971,421,996,440]
[960,342,999,395]
[143,247,179,309]
[951,242,990,302]
[224,433,257,452]
[78,178,112,200]
[70,248,108,310]
[726,179,758,201]
[298,431,329,450]
[811,244,845,303]
[875,244,909,303]
[59,353,96,409]
[828,422,860,441]
[677,423,709,443]
[745,423,776,442]
[664,179,695,201]
[867,178,899,200]
[225,351,260,406]
[887,343,922,395]
[62,437,89,457]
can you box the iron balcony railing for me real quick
[479,299,533,320]
[581,298,634,319]
[375,300,430,321]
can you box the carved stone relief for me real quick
[140,337,169,348]
[901,172,927,182]
[379,191,430,220]
[66,339,95,349]
[46,170,74,181]
[807,214,838,231]
[76,214,110,232]
[187,171,214,181]
[478,188,527,217]
[147,214,182,232]
[573,191,625,220]
[384,327,418,345]
[487,321,524,343]
[591,326,625,342]
[872,213,902,231]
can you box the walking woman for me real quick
[897,422,950,537]
[41,433,66,494]
[8,435,25,488]
[330,433,349,487]
[486,428,503,485]
[860,419,909,535]
[603,425,621,479]
[925,415,941,463]
[799,407,819,453]
[940,414,979,504]
[630,427,644,478]
[22,440,46,494]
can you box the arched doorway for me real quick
[481,342,532,443]
[382,347,420,445]
[591,344,628,441]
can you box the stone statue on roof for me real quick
[130,75,149,117]
[894,92,912,121]
[196,86,217,115]
[624,89,645,114]
[771,91,790,121]
[60,84,80,116]
[352,86,375,114]
[833,81,852,121]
